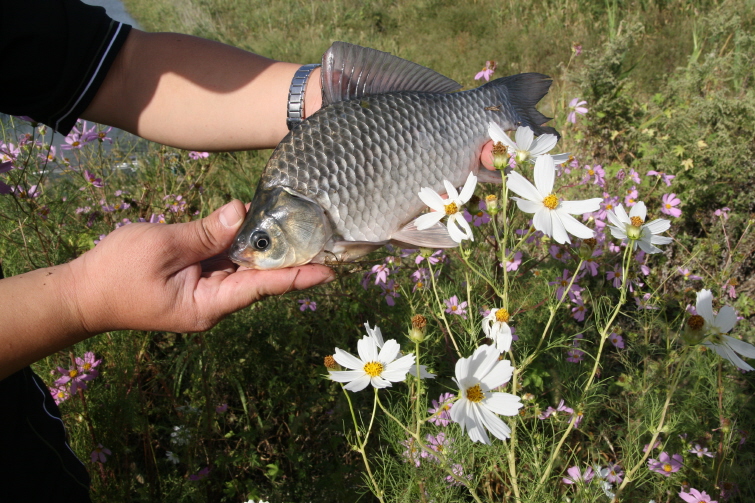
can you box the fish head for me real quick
[229,187,333,270]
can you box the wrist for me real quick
[304,66,322,119]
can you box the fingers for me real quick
[481,141,495,170]
[171,199,247,267]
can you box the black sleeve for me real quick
[0,0,132,135]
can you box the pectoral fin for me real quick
[475,168,506,184]
[312,240,388,264]
[391,221,458,249]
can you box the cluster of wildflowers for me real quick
[50,351,102,404]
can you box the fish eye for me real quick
[251,231,271,251]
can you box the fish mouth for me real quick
[228,242,258,269]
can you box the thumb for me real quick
[173,199,246,266]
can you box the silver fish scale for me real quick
[260,85,517,242]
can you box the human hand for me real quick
[480,141,495,170]
[68,200,335,334]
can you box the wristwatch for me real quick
[286,63,321,130]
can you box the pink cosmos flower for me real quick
[189,466,210,481]
[84,127,113,143]
[572,44,583,56]
[660,193,682,217]
[463,200,490,227]
[11,185,40,199]
[562,465,594,485]
[421,432,453,463]
[189,151,210,160]
[647,170,675,187]
[50,385,70,405]
[648,451,682,476]
[75,352,101,377]
[428,392,455,426]
[549,245,572,263]
[83,170,104,188]
[550,269,582,302]
[215,403,228,414]
[679,488,717,503]
[501,249,523,271]
[624,187,638,207]
[401,437,422,467]
[580,249,602,277]
[444,295,467,318]
[606,265,623,288]
[643,438,661,452]
[566,348,584,363]
[582,164,605,186]
[678,268,702,281]
[379,279,401,306]
[298,298,316,311]
[474,60,496,81]
[602,463,624,483]
[54,366,95,394]
[539,399,573,420]
[446,463,472,486]
[164,194,187,214]
[689,444,714,458]
[609,333,624,349]
[91,444,111,463]
[572,299,587,322]
[567,98,588,124]
[629,169,641,184]
[714,207,730,221]
[149,213,167,224]
[415,249,445,266]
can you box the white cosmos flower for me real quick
[330,334,416,392]
[696,289,755,371]
[450,344,523,444]
[415,172,477,243]
[482,308,513,353]
[606,202,672,254]
[489,123,570,165]
[506,154,601,244]
[364,322,435,379]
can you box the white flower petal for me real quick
[724,335,755,359]
[529,134,558,157]
[705,341,754,372]
[506,171,543,202]
[414,211,444,230]
[606,210,625,229]
[513,198,543,214]
[644,218,671,234]
[614,204,630,223]
[447,218,466,243]
[479,359,514,389]
[469,345,502,382]
[365,323,384,348]
[533,207,554,238]
[443,179,460,201]
[559,198,603,215]
[357,336,378,363]
[715,307,738,334]
[483,393,523,416]
[515,126,534,151]
[369,375,393,389]
[329,370,366,382]
[696,289,715,324]
[333,348,363,370]
[385,353,416,377]
[419,188,446,212]
[551,153,571,165]
[637,239,662,254]
[649,234,672,245]
[490,323,513,353]
[477,403,512,441]
[458,172,478,204]
[489,122,516,149]
[343,374,372,392]
[549,210,571,244]
[558,211,595,239]
[378,339,401,364]
[533,155,555,195]
[607,224,627,240]
[629,201,647,221]
[450,214,474,242]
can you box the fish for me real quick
[229,42,558,270]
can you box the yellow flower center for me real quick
[416,281,424,289]
[324,355,337,369]
[495,309,510,323]
[83,363,92,371]
[543,194,559,210]
[466,384,485,403]
[69,370,78,378]
[630,216,644,227]
[687,315,705,331]
[72,141,80,147]
[364,361,383,377]
[588,168,595,175]
[662,463,672,472]
[444,202,459,215]
[606,204,614,210]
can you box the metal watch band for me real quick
[286,63,321,130]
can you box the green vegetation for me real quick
[2,0,755,501]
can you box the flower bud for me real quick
[485,194,499,215]
[408,314,427,343]
[578,238,597,260]
[419,247,434,258]
[492,142,510,170]
[514,149,529,165]
[681,314,706,345]
[626,223,642,240]
[323,355,340,371]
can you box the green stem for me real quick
[340,386,385,502]
[427,259,462,357]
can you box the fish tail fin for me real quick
[486,73,559,138]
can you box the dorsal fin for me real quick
[320,42,462,107]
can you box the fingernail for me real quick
[219,202,243,228]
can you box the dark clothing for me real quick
[0,368,92,503]
[0,1,131,500]
[0,0,131,134]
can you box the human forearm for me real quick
[81,29,322,151]
[0,263,88,380]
